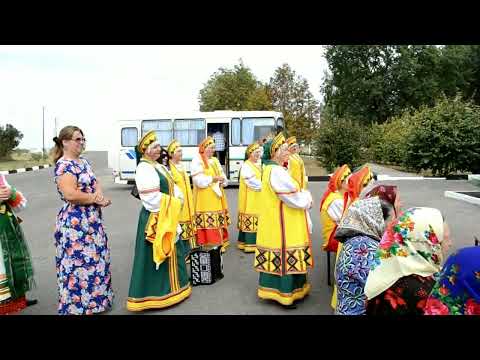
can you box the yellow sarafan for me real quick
[254,165,313,275]
[193,157,230,229]
[288,153,308,190]
[320,192,343,250]
[237,160,261,233]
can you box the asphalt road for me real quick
[7,152,480,315]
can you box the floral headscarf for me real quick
[364,185,398,216]
[335,197,386,243]
[365,207,444,300]
[424,246,480,315]
[319,164,351,211]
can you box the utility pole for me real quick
[42,106,45,159]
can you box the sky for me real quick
[0,45,328,151]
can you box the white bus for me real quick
[108,111,285,184]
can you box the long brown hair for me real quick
[50,126,84,163]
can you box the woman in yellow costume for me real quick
[127,131,191,311]
[286,136,308,190]
[319,164,351,253]
[254,133,314,308]
[331,165,374,310]
[191,136,231,252]
[237,142,262,253]
[167,139,197,262]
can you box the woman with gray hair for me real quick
[334,196,395,315]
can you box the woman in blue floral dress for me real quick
[333,195,395,315]
[52,126,113,315]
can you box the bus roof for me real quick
[115,110,283,123]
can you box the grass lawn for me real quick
[0,151,51,171]
[0,159,51,171]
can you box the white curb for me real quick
[444,191,480,206]
[114,176,129,185]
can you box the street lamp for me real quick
[42,106,45,159]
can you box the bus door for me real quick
[119,126,139,181]
[207,123,229,177]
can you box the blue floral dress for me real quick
[335,235,379,315]
[54,157,114,315]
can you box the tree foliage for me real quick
[404,95,480,175]
[313,115,369,172]
[0,124,23,158]
[198,60,272,112]
[269,64,320,145]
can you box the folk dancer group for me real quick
[1,125,479,315]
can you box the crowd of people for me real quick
[0,125,479,315]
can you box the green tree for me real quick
[322,45,443,124]
[404,95,480,175]
[0,124,23,159]
[313,116,369,172]
[441,45,480,106]
[198,60,272,111]
[269,63,320,145]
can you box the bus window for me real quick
[231,118,241,145]
[174,119,206,145]
[121,127,138,147]
[276,117,285,130]
[242,117,275,144]
[142,119,172,146]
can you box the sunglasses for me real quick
[71,137,86,143]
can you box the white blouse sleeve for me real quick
[191,156,213,189]
[327,198,344,224]
[240,163,261,191]
[135,162,164,213]
[270,166,312,209]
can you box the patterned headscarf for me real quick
[335,197,386,243]
[319,164,351,211]
[364,185,398,216]
[343,165,374,212]
[424,246,480,315]
[365,207,445,300]
[198,136,215,169]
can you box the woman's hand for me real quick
[212,176,224,183]
[97,197,112,207]
[0,186,12,201]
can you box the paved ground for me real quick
[6,152,479,315]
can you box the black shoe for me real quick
[284,303,297,309]
[26,299,38,307]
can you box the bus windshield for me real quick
[241,117,275,144]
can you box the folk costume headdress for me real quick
[245,142,261,161]
[319,164,351,211]
[262,132,286,166]
[135,130,158,165]
[167,139,181,158]
[343,165,374,213]
[198,136,215,169]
